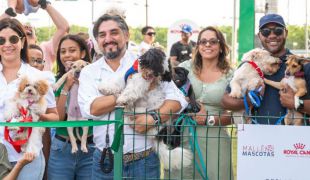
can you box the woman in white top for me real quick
[0,18,59,180]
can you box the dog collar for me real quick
[293,71,305,78]
[248,60,264,79]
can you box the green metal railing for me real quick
[1,107,309,179]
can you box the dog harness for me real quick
[4,107,33,153]
[124,59,139,83]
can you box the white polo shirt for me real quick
[0,62,56,162]
[78,51,188,153]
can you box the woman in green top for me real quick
[47,34,93,179]
[171,26,234,180]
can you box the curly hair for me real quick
[192,26,231,76]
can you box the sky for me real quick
[0,0,309,29]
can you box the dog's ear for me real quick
[18,76,29,93]
[161,58,172,82]
[36,80,49,96]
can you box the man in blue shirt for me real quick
[221,14,310,124]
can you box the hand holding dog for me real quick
[279,84,295,109]
[63,73,78,91]
[129,114,156,133]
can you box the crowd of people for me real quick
[0,1,309,179]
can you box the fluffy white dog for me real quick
[99,48,192,170]
[230,48,281,124]
[4,76,49,156]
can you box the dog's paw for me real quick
[116,96,128,106]
[229,91,242,98]
[81,145,88,153]
[8,126,20,131]
[71,145,79,154]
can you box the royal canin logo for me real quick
[283,143,310,157]
[293,143,305,149]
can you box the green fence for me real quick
[2,107,309,180]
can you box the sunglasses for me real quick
[146,32,156,36]
[260,27,285,37]
[198,38,220,46]
[0,35,22,45]
[30,59,45,65]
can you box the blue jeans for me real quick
[47,137,95,180]
[11,150,45,180]
[91,148,160,180]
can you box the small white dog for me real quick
[99,48,192,170]
[230,48,281,124]
[53,60,90,153]
[4,76,49,156]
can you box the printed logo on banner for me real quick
[241,144,275,157]
[283,143,310,157]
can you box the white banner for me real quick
[237,124,310,180]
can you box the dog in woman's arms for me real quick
[4,76,49,156]
[53,60,90,153]
[229,48,281,124]
[264,55,308,125]
[98,48,192,170]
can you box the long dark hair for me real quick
[193,26,231,75]
[0,18,28,63]
[56,34,91,80]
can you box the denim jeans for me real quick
[47,137,95,180]
[91,148,160,180]
[11,150,45,180]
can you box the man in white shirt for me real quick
[78,13,187,179]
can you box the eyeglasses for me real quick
[260,27,285,37]
[0,35,22,45]
[198,38,220,46]
[30,59,45,65]
[146,32,156,36]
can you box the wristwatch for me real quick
[206,115,215,126]
[149,111,161,125]
[297,99,304,111]
[38,0,51,9]
[60,89,69,96]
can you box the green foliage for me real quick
[217,26,233,46]
[35,25,88,43]
[35,25,309,52]
[286,25,306,49]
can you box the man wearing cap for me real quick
[170,24,196,67]
[221,13,310,124]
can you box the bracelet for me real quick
[149,111,161,125]
[60,89,69,96]
[206,115,215,126]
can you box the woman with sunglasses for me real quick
[169,26,234,180]
[0,18,59,180]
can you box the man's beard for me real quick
[103,47,123,59]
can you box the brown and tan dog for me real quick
[265,55,308,125]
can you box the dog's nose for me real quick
[28,89,32,93]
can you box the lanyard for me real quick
[100,112,114,173]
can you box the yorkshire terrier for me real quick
[264,55,308,125]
